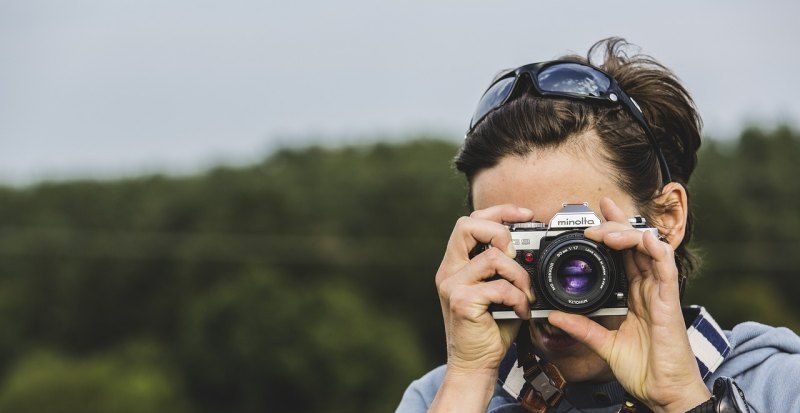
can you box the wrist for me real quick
[653,381,712,413]
[428,366,497,413]
[682,377,750,413]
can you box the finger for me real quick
[449,279,531,320]
[598,197,629,224]
[484,279,531,320]
[440,206,535,274]
[548,311,612,358]
[442,216,516,271]
[448,247,533,302]
[599,229,650,255]
[641,231,681,300]
[621,249,648,315]
[621,231,677,284]
[597,229,666,270]
[470,204,535,224]
[613,232,658,290]
[641,229,671,263]
[584,220,633,242]
[621,234,681,315]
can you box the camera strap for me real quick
[514,324,565,413]
[498,306,731,413]
[514,326,650,413]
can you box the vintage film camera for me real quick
[484,203,658,319]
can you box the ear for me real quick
[653,182,688,249]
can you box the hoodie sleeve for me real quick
[395,365,445,413]
[710,322,800,413]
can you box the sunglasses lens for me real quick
[470,76,515,129]
[536,63,611,97]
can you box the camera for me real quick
[481,203,657,319]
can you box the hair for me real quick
[454,37,703,286]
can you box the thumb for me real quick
[548,311,612,359]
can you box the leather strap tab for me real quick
[518,358,566,413]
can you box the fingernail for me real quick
[586,225,600,232]
[518,207,533,215]
[607,232,622,239]
[506,241,516,258]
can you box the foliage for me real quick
[177,271,424,413]
[0,342,188,413]
[0,129,798,412]
[688,125,800,331]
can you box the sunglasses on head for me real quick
[468,60,672,185]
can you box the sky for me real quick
[2,1,799,184]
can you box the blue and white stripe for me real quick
[686,305,731,379]
[498,305,731,400]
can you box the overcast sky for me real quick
[2,1,799,184]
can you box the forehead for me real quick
[471,147,637,222]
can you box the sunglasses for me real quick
[468,60,672,185]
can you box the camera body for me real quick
[486,203,658,319]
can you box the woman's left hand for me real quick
[548,197,711,413]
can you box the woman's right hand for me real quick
[430,205,535,412]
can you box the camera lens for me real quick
[537,232,616,314]
[557,258,597,295]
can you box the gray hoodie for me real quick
[396,310,800,413]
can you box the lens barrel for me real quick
[536,233,617,314]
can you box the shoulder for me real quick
[722,321,800,368]
[395,365,447,413]
[717,320,800,376]
[713,321,800,412]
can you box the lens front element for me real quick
[539,233,615,314]
[557,258,597,295]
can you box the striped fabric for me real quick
[686,306,731,379]
[498,305,731,400]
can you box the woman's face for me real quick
[471,133,639,383]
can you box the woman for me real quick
[396,38,800,413]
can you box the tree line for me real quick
[0,125,798,412]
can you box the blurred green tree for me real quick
[0,128,799,413]
[0,342,188,413]
[689,125,800,331]
[177,270,425,413]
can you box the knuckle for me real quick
[496,280,515,296]
[497,227,513,243]
[511,285,528,303]
[454,215,472,231]
[448,287,472,313]
[437,271,459,291]
[435,271,448,289]
[483,247,505,263]
[490,279,514,298]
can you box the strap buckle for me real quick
[519,359,566,413]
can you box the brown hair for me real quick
[455,37,703,284]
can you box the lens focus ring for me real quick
[537,233,616,314]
